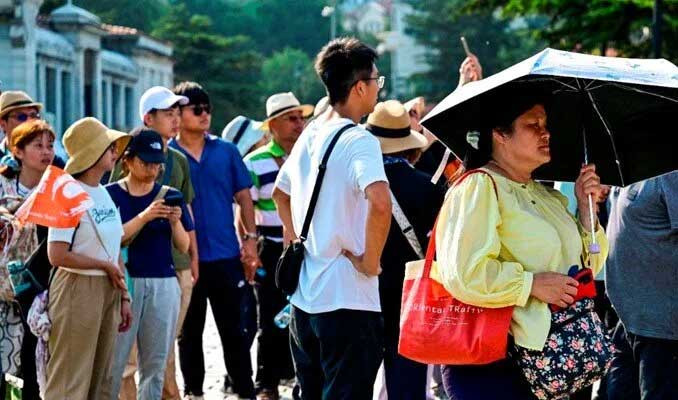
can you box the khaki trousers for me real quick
[44,269,121,400]
[161,269,194,400]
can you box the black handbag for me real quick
[275,123,355,295]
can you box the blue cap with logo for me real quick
[126,127,166,164]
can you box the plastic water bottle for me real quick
[274,303,292,329]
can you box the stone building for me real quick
[0,0,174,150]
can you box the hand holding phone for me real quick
[164,191,184,207]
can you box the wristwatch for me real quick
[241,232,258,241]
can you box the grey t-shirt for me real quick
[605,171,678,340]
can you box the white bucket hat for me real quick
[222,116,267,156]
[261,92,314,131]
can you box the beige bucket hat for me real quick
[365,100,428,154]
[0,91,43,119]
[261,92,314,131]
[62,117,131,175]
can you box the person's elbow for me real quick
[272,187,290,207]
[366,181,392,218]
[47,242,68,267]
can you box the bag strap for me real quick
[161,150,174,186]
[389,190,424,259]
[423,169,498,278]
[299,123,355,241]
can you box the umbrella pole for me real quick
[582,126,601,254]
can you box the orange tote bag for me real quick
[398,170,514,365]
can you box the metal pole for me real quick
[653,0,662,58]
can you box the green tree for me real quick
[152,2,263,131]
[260,48,326,108]
[405,0,545,102]
[460,0,678,62]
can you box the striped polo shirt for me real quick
[243,140,286,241]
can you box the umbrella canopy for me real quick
[421,48,678,186]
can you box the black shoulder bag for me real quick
[275,123,355,295]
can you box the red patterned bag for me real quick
[398,170,514,365]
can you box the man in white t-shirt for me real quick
[273,37,392,400]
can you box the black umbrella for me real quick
[421,48,678,252]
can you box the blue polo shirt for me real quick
[169,134,252,262]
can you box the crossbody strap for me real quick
[389,190,424,259]
[299,123,355,241]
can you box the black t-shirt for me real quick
[379,160,446,345]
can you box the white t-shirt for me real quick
[48,182,123,276]
[275,118,388,314]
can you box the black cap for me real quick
[126,128,166,164]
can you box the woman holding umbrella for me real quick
[435,88,608,399]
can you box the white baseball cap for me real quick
[139,86,189,121]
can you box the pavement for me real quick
[174,305,447,400]
[174,305,295,400]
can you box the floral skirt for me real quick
[0,301,24,376]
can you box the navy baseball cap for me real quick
[126,128,166,164]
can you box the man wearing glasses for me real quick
[0,90,65,168]
[243,92,313,400]
[272,38,391,399]
[170,82,259,400]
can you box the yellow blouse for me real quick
[435,168,608,350]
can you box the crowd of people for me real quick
[0,36,675,400]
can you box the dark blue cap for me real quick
[126,128,166,164]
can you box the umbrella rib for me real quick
[591,82,678,104]
[586,90,626,186]
[518,76,579,91]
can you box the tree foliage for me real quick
[405,0,546,102]
[460,0,678,62]
[261,48,326,106]
[152,2,263,131]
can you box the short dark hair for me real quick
[173,81,210,106]
[314,37,378,105]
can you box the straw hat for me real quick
[0,91,43,119]
[261,92,313,131]
[365,100,428,154]
[62,117,131,175]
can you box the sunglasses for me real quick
[185,104,211,116]
[9,111,40,122]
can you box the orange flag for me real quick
[15,166,94,228]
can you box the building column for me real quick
[55,66,63,135]
[93,51,103,120]
[73,49,86,118]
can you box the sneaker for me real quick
[184,395,204,400]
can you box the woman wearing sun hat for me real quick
[44,117,132,400]
[365,100,446,400]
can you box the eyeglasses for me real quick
[9,111,40,122]
[186,104,211,116]
[353,76,385,89]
